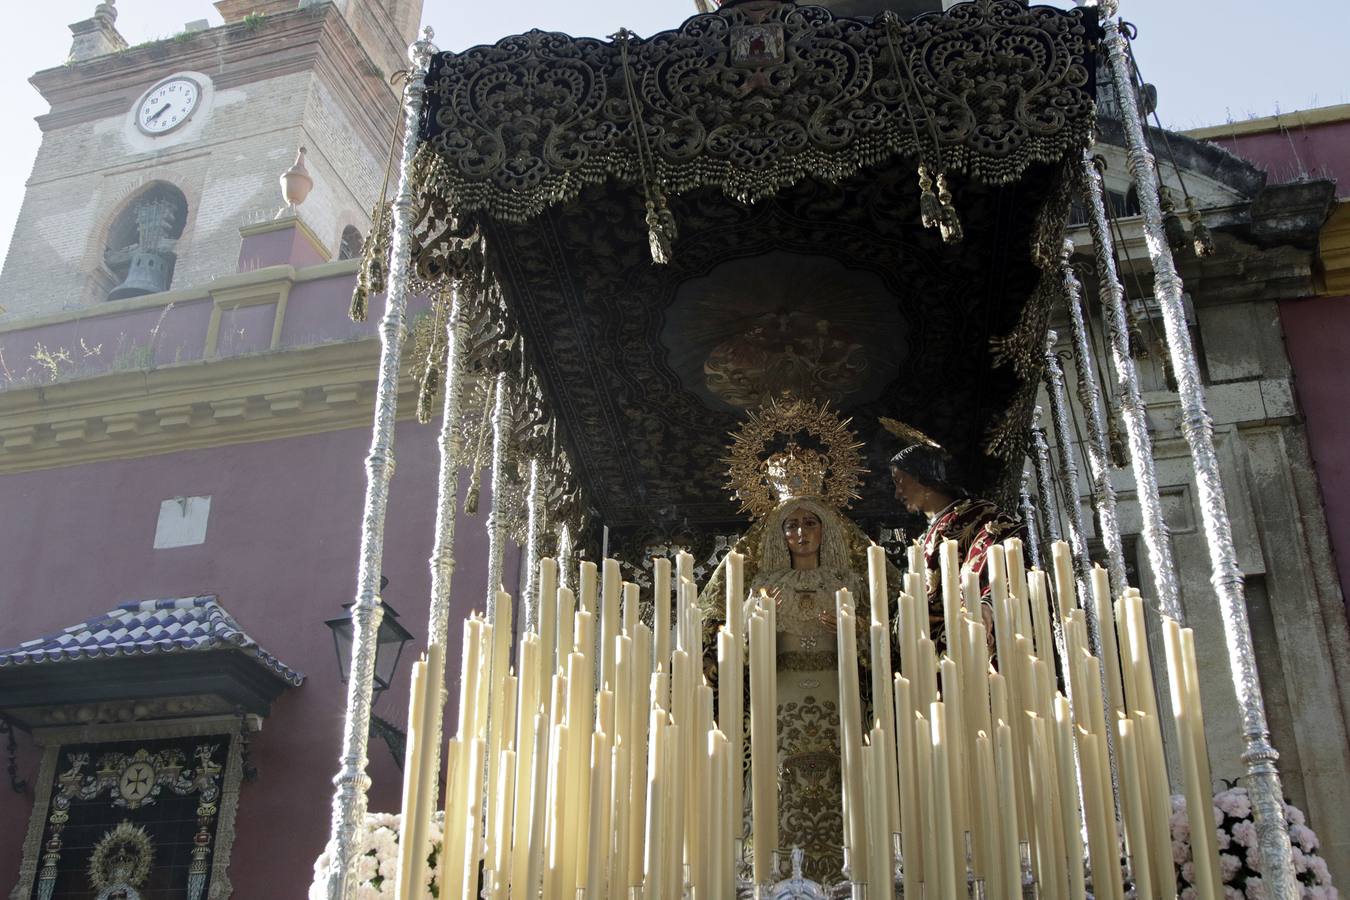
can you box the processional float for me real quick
[315,0,1301,898]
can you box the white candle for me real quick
[725,551,744,641]
[643,711,667,897]
[1116,718,1155,900]
[717,626,743,846]
[628,625,654,887]
[511,638,541,894]
[1028,570,1055,663]
[459,736,486,900]
[930,703,958,900]
[708,730,730,900]
[623,581,639,637]
[837,590,869,880]
[653,557,672,677]
[994,721,1021,900]
[539,557,559,678]
[395,654,430,900]
[1053,697,1086,900]
[601,558,621,690]
[940,540,963,667]
[665,719,684,900]
[544,722,569,900]
[583,731,612,899]
[1051,541,1076,613]
[521,713,549,900]
[894,675,922,891]
[579,560,599,618]
[489,747,516,900]
[1091,566,1127,719]
[749,609,777,883]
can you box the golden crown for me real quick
[724,396,865,519]
[765,443,827,503]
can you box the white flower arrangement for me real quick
[309,811,443,899]
[1170,787,1336,900]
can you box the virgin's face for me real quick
[782,507,823,562]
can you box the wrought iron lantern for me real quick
[324,576,413,699]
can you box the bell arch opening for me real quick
[101,182,189,302]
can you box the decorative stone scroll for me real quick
[416,0,1098,220]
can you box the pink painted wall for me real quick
[0,420,520,897]
[1280,294,1350,605]
[1201,118,1350,198]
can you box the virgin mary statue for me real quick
[699,398,898,883]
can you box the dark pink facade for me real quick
[1279,294,1350,604]
[0,225,517,896]
[1200,115,1350,198]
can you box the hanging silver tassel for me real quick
[917,164,941,230]
[1186,195,1216,257]
[416,361,440,425]
[645,191,678,265]
[1160,190,1187,253]
[936,172,963,244]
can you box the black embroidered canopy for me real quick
[379,0,1100,542]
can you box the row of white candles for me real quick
[388,537,1224,900]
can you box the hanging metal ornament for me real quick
[1159,189,1188,254]
[1185,195,1216,258]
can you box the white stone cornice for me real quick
[0,338,418,474]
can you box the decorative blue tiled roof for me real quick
[0,596,304,686]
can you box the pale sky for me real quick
[0,1,1344,261]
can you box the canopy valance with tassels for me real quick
[414,0,1098,223]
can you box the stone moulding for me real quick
[416,0,1099,220]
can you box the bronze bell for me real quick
[108,249,175,300]
[106,197,178,300]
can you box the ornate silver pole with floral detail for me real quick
[523,456,544,632]
[1077,152,1182,621]
[320,28,436,900]
[485,366,513,616]
[1043,333,1091,601]
[1030,412,1063,552]
[1098,3,1298,893]
[1020,472,1044,571]
[1046,329,1121,811]
[1061,239,1129,597]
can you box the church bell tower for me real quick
[0,0,423,321]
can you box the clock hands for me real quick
[146,103,172,124]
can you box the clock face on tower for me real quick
[136,76,202,135]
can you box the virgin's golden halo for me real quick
[724,396,866,520]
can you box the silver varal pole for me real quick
[557,522,575,594]
[321,28,436,900]
[1042,332,1092,601]
[481,367,513,828]
[1061,239,1129,597]
[1046,328,1121,812]
[485,369,513,617]
[1030,413,1063,551]
[523,456,543,632]
[1078,152,1183,622]
[1020,471,1044,571]
[424,288,470,780]
[1099,4,1298,892]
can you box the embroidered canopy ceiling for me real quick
[395,0,1100,541]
